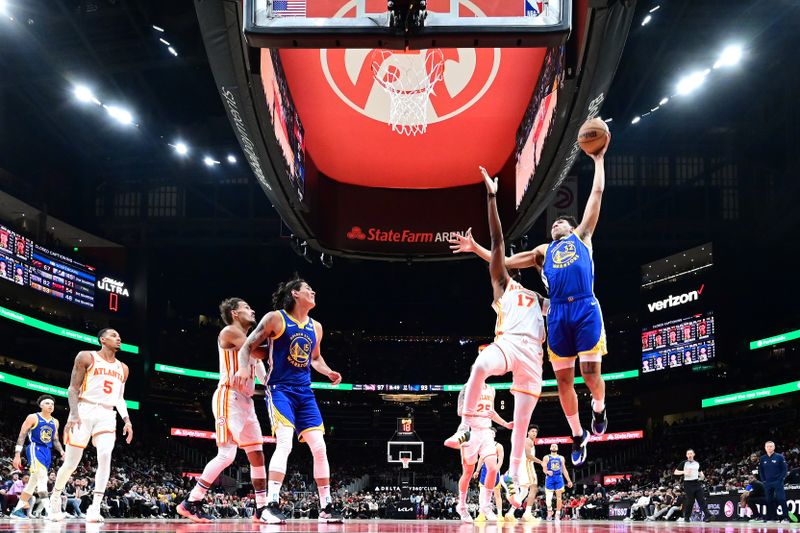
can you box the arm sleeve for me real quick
[255,361,269,385]
[115,384,129,420]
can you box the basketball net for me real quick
[370,48,445,136]
[400,457,411,469]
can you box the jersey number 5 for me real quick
[517,294,536,307]
[103,380,114,394]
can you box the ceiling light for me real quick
[676,71,707,96]
[227,154,237,163]
[173,142,189,155]
[74,85,95,103]
[168,47,178,57]
[152,24,164,32]
[106,105,134,125]
[659,97,669,106]
[203,156,220,166]
[714,44,743,69]
[631,116,641,125]
[641,15,652,26]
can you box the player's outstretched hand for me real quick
[587,132,610,161]
[472,470,480,480]
[567,481,573,489]
[479,166,498,195]
[449,228,476,254]
[328,371,342,386]
[123,421,134,444]
[63,413,81,440]
[232,368,251,392]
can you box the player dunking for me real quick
[178,298,271,523]
[10,395,64,519]
[49,328,133,523]
[450,139,610,466]
[453,378,512,522]
[446,167,547,509]
[234,276,344,524]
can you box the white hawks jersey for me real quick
[492,278,545,343]
[79,351,125,407]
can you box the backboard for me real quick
[387,440,424,465]
[244,0,571,49]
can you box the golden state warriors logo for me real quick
[40,427,53,444]
[288,334,313,368]
[551,241,579,269]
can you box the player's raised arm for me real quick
[234,311,280,389]
[311,322,342,385]
[481,166,509,300]
[449,229,546,270]
[64,351,94,437]
[575,136,609,242]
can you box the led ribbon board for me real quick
[749,329,800,350]
[0,304,139,354]
[0,370,139,409]
[155,364,638,391]
[701,381,800,408]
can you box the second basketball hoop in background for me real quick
[370,48,445,136]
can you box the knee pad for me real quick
[251,465,267,480]
[269,426,294,475]
[216,444,238,465]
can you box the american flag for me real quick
[272,0,306,17]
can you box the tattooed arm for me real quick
[233,311,282,391]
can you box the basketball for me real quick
[577,118,610,155]
[251,344,269,360]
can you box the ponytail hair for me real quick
[272,274,306,313]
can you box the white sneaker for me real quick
[85,505,104,523]
[444,424,471,449]
[522,511,537,522]
[676,517,685,522]
[456,504,473,523]
[48,496,67,522]
[476,506,497,522]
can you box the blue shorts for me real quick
[26,443,52,471]
[479,464,500,487]
[547,296,607,363]
[267,384,324,442]
[545,475,565,491]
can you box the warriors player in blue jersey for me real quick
[234,276,344,524]
[543,444,573,520]
[11,395,64,519]
[450,136,610,466]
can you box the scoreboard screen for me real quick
[641,311,715,373]
[397,417,415,437]
[0,224,130,313]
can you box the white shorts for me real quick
[522,459,538,488]
[213,386,263,452]
[65,402,117,448]
[460,427,497,466]
[493,336,544,398]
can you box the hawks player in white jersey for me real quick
[178,298,273,523]
[49,328,133,523]
[453,379,512,522]
[512,424,545,522]
[446,167,548,510]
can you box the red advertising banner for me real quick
[182,472,204,479]
[535,430,644,445]
[604,474,632,486]
[170,427,276,443]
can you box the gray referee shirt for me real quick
[678,460,701,482]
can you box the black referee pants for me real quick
[683,481,710,520]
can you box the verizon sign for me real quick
[647,285,704,313]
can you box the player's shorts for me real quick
[545,475,565,491]
[522,459,538,488]
[212,386,264,452]
[460,427,496,466]
[547,295,607,371]
[25,442,52,471]
[479,464,501,487]
[64,401,117,448]
[493,336,544,398]
[267,384,324,442]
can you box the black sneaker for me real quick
[260,502,287,524]
[319,504,344,523]
[176,500,214,523]
[591,407,607,435]
[571,429,590,466]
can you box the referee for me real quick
[674,449,712,522]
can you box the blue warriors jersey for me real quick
[542,233,595,302]
[545,454,564,479]
[26,413,56,470]
[268,310,316,387]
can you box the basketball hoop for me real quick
[400,457,411,469]
[370,48,445,136]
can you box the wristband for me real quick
[488,193,496,198]
[15,445,23,453]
